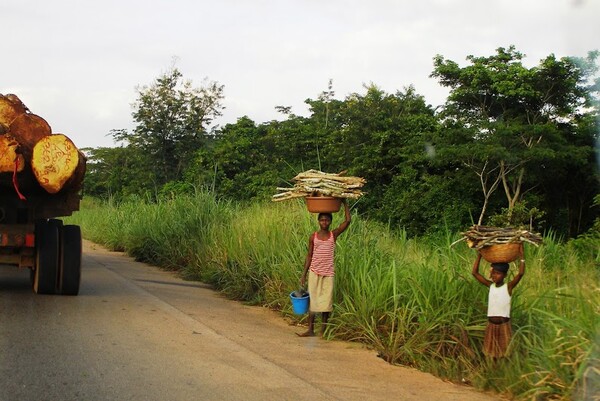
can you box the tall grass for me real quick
[65,192,599,400]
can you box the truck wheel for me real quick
[30,220,48,286]
[58,225,82,295]
[49,218,64,228]
[33,223,59,294]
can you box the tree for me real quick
[113,66,224,193]
[82,143,152,199]
[431,46,599,232]
[308,85,440,221]
[187,117,283,200]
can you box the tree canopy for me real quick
[83,48,600,238]
[431,46,599,234]
[109,66,224,194]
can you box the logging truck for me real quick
[0,93,86,295]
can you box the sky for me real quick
[1,0,599,149]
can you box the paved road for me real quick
[0,241,501,401]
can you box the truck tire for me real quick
[33,222,59,294]
[49,218,64,229]
[30,220,48,286]
[58,225,82,295]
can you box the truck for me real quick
[0,93,86,295]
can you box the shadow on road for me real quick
[0,268,31,293]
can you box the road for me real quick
[0,240,501,401]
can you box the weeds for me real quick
[65,192,599,401]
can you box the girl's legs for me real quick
[321,312,330,336]
[297,313,316,337]
[297,311,332,337]
[308,312,316,334]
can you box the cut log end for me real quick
[0,94,27,127]
[9,112,52,157]
[0,134,25,173]
[32,134,81,194]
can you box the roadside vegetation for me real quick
[83,46,600,240]
[72,45,599,400]
[65,193,599,401]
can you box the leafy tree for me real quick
[187,108,327,201]
[112,66,224,193]
[187,117,282,200]
[265,113,319,173]
[431,46,599,233]
[82,143,152,199]
[307,85,440,223]
[84,48,598,239]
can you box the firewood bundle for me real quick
[454,225,543,249]
[0,93,86,195]
[272,169,366,201]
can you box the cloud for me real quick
[1,0,598,149]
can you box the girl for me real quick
[298,199,351,337]
[472,244,525,358]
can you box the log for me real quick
[31,134,85,194]
[0,135,25,174]
[0,94,27,131]
[9,112,52,159]
[0,93,86,199]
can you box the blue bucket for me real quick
[289,291,310,314]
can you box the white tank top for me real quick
[487,283,511,317]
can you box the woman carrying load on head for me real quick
[297,199,351,337]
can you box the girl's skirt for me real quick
[483,321,512,358]
[307,271,333,313]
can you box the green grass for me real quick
[65,192,600,401]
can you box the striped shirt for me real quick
[310,231,336,277]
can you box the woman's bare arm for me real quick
[333,199,351,239]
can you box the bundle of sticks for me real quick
[453,225,543,248]
[272,169,365,201]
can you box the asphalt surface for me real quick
[0,240,502,401]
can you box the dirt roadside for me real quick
[84,239,504,401]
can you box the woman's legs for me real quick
[297,313,316,337]
[321,312,330,336]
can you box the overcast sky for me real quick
[1,0,598,149]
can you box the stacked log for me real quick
[272,169,366,202]
[0,134,25,173]
[0,93,86,195]
[0,95,27,130]
[10,112,52,159]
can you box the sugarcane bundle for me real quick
[0,93,86,195]
[272,169,366,202]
